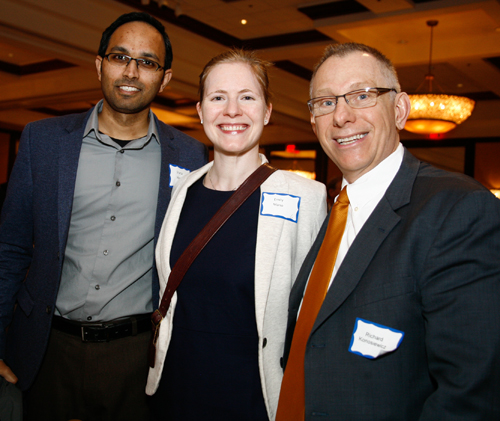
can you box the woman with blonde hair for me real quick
[147,49,327,420]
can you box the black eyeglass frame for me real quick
[103,53,164,72]
[307,87,398,116]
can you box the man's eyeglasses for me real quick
[103,53,164,72]
[307,87,397,117]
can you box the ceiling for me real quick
[0,0,500,148]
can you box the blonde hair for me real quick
[199,48,273,105]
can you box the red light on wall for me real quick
[286,144,298,153]
[428,133,445,140]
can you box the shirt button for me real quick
[354,207,359,211]
[263,338,267,348]
[87,316,92,321]
[103,250,108,256]
[120,149,124,154]
[110,216,116,221]
[116,181,121,187]
[95,285,100,290]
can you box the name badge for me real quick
[260,192,300,223]
[349,318,404,359]
[169,164,190,187]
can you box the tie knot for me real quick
[336,186,349,206]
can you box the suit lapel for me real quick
[283,212,329,361]
[154,118,177,242]
[254,170,286,334]
[57,110,91,251]
[311,149,420,333]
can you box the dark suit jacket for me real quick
[0,108,207,391]
[283,149,500,420]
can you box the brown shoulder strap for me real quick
[149,163,277,367]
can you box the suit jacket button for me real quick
[46,305,52,314]
[263,338,267,348]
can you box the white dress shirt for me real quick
[328,143,404,288]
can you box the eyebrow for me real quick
[208,88,255,95]
[109,46,161,61]
[314,82,377,97]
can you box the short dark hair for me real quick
[98,12,173,70]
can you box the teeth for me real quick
[220,125,247,131]
[336,133,366,145]
[121,86,139,92]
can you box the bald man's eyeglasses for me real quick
[308,87,397,117]
[103,53,164,72]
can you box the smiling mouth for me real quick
[219,125,248,132]
[335,133,367,145]
[119,85,140,92]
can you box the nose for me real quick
[224,98,242,117]
[331,96,355,127]
[122,58,140,79]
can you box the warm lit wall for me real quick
[474,143,500,190]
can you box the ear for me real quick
[95,56,103,81]
[264,103,273,125]
[159,69,173,93]
[394,92,411,131]
[196,102,203,122]
[310,112,318,136]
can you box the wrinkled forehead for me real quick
[311,52,392,96]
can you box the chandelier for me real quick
[404,20,475,135]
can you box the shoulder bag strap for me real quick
[149,163,277,367]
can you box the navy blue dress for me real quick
[150,178,269,420]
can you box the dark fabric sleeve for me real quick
[419,189,500,420]
[0,124,36,358]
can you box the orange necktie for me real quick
[276,187,350,421]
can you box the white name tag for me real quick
[260,192,300,223]
[169,164,190,187]
[349,318,404,359]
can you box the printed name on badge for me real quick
[260,192,301,223]
[349,318,404,359]
[169,164,190,187]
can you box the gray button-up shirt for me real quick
[56,100,161,321]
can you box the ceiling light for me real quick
[490,189,500,199]
[404,20,475,135]
[241,19,247,25]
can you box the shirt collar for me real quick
[342,143,404,210]
[84,99,160,148]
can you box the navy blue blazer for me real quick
[283,149,500,420]
[0,108,207,390]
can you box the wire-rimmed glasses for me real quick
[308,87,397,117]
[103,53,164,72]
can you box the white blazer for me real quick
[147,155,327,420]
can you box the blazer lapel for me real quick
[254,170,286,334]
[311,149,420,333]
[155,164,211,282]
[57,110,91,251]
[155,117,178,242]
